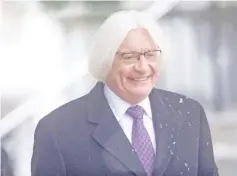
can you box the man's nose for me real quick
[134,55,149,73]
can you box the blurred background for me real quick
[1,1,237,176]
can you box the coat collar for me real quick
[86,82,181,176]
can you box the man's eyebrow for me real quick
[118,49,155,53]
[117,50,140,53]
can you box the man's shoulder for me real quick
[37,93,90,130]
[151,88,205,123]
[152,88,202,108]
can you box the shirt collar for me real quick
[104,84,152,122]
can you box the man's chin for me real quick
[129,87,152,98]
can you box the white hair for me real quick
[88,10,168,82]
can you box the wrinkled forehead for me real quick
[118,27,158,51]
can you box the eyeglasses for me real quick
[116,49,162,63]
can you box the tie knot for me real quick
[126,105,145,119]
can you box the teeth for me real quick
[133,77,148,81]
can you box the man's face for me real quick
[106,28,161,104]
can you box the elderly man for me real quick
[31,11,218,176]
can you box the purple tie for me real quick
[126,105,155,176]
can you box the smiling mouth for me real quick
[128,76,150,81]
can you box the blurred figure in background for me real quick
[31,10,218,176]
[1,148,14,176]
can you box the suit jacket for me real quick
[31,82,219,176]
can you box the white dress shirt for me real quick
[104,84,156,152]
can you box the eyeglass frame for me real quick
[115,49,162,63]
